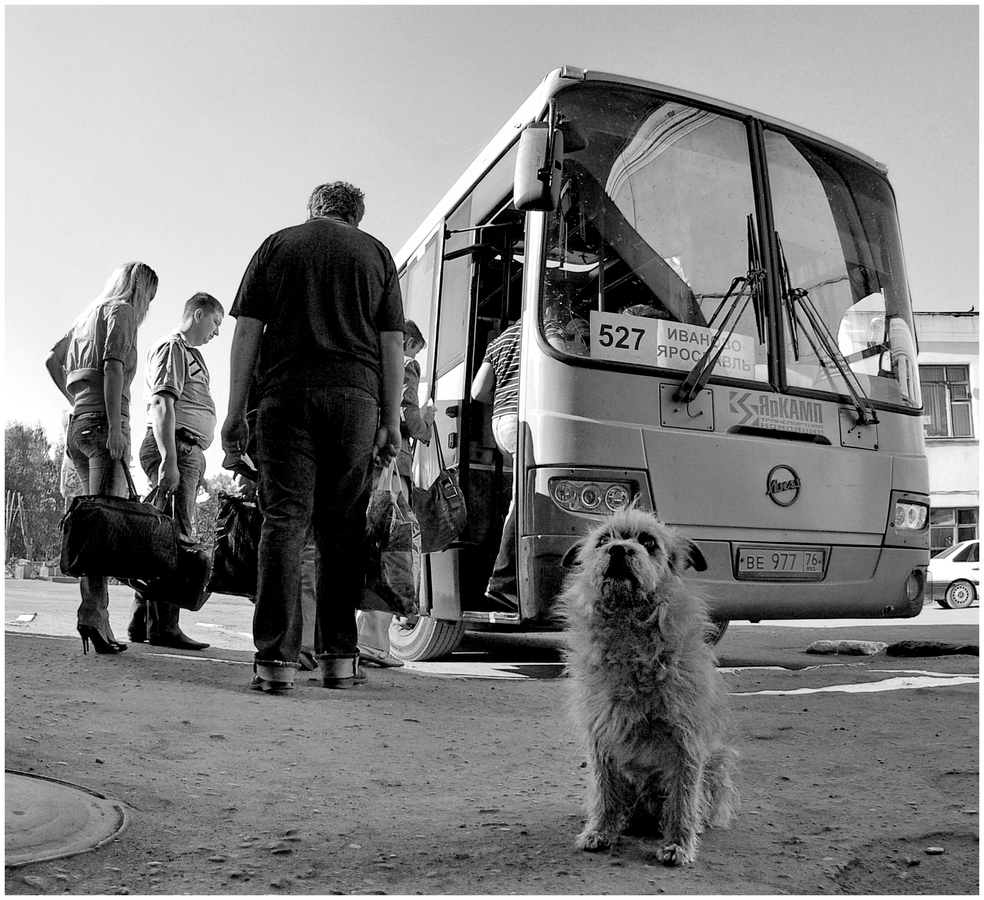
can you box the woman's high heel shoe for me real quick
[77,625,127,655]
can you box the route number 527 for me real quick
[597,323,646,351]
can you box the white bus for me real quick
[389,66,930,660]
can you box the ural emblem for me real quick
[766,465,801,507]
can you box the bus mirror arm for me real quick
[444,244,497,262]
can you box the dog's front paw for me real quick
[655,842,694,866]
[575,828,613,852]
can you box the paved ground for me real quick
[4,579,979,895]
[3,577,977,660]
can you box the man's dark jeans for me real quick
[253,383,378,672]
[129,429,206,639]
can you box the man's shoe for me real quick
[359,647,405,668]
[128,630,147,643]
[320,654,369,689]
[297,650,318,671]
[249,675,294,693]
[149,631,210,651]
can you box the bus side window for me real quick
[437,202,474,381]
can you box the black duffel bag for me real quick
[60,462,178,581]
[124,491,213,612]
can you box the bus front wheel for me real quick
[706,619,730,646]
[389,615,466,661]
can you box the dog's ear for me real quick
[561,543,582,568]
[670,540,707,573]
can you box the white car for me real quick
[926,539,979,609]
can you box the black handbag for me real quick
[60,462,178,580]
[206,491,262,599]
[124,491,213,612]
[412,423,467,554]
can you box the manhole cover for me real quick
[5,770,128,867]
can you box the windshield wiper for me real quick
[675,216,765,404]
[777,233,878,426]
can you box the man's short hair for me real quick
[404,319,425,348]
[183,292,224,319]
[307,182,366,224]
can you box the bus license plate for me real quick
[736,546,827,581]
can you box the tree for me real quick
[194,472,238,549]
[4,423,63,562]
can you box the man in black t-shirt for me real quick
[222,182,404,693]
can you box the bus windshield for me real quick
[765,128,920,409]
[538,82,921,411]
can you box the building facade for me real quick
[914,310,979,552]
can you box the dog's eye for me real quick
[596,534,611,547]
[639,534,659,553]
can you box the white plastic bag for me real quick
[362,460,421,616]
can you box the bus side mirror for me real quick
[514,122,564,212]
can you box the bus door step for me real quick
[462,610,522,625]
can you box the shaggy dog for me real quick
[560,508,738,866]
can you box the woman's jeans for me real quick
[66,413,130,639]
[253,383,378,679]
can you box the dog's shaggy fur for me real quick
[560,508,739,866]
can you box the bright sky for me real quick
[5,4,979,486]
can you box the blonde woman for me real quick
[47,261,159,654]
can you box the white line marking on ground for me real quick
[147,653,252,665]
[735,672,979,695]
[195,623,253,638]
[404,662,565,679]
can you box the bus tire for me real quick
[389,616,466,661]
[941,580,976,609]
[706,619,730,646]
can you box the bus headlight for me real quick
[894,500,928,530]
[605,485,632,511]
[580,484,602,510]
[550,478,634,514]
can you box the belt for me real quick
[175,428,202,448]
[148,426,202,448]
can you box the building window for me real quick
[920,365,974,437]
[930,507,979,553]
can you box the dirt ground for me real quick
[4,628,979,896]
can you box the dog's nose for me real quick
[607,543,628,559]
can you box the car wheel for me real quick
[942,580,976,609]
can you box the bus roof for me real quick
[395,66,886,269]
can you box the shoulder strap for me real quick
[432,421,446,470]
